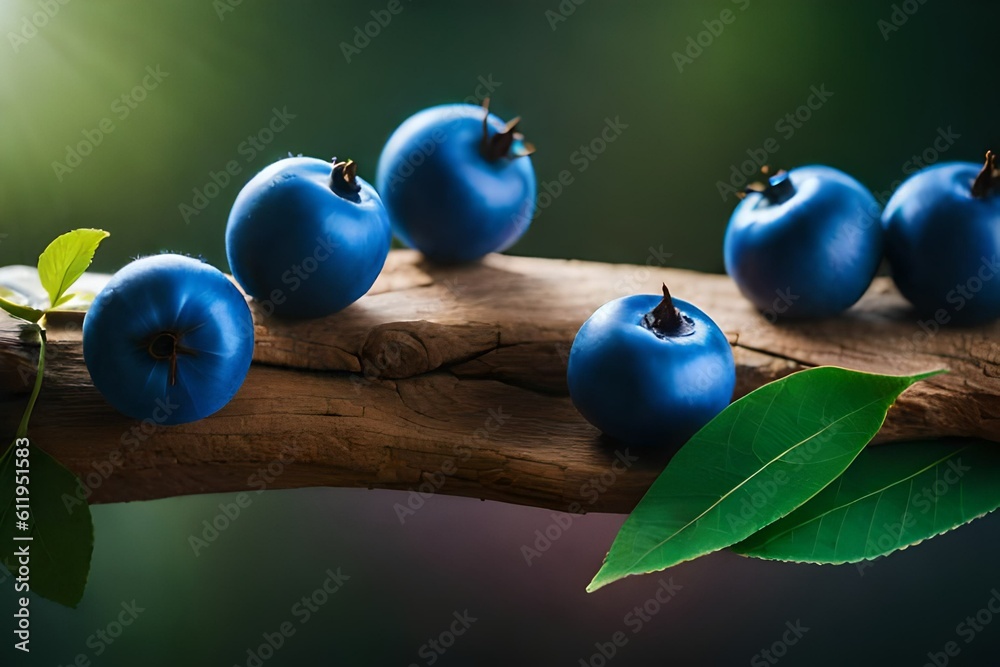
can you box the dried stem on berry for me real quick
[330,158,362,195]
[971,150,999,198]
[147,331,195,386]
[643,284,696,338]
[480,98,535,161]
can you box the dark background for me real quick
[3,1,1000,665]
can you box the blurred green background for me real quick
[4,0,998,274]
[4,0,1000,665]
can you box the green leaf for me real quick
[61,290,99,310]
[732,439,1000,563]
[51,292,77,308]
[0,295,43,323]
[586,366,942,592]
[0,441,94,607]
[36,229,110,310]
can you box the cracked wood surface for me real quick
[1,250,998,514]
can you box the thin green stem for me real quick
[16,325,45,439]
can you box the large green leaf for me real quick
[0,442,94,607]
[36,229,109,309]
[733,439,1000,563]
[586,367,940,592]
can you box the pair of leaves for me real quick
[0,228,109,607]
[0,228,109,322]
[587,367,999,592]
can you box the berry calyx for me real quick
[480,98,535,162]
[330,158,362,199]
[742,167,795,205]
[146,331,194,386]
[971,150,999,198]
[643,284,696,338]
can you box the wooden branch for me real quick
[1,250,998,514]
